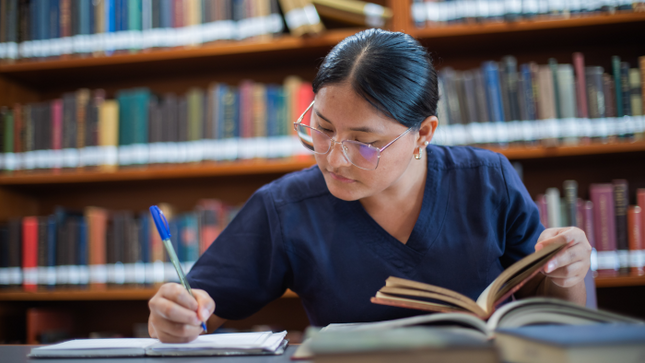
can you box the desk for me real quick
[1,345,300,362]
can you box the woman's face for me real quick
[312,83,420,201]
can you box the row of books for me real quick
[0,0,284,60]
[412,0,642,26]
[535,181,645,277]
[0,200,240,290]
[0,76,314,170]
[434,53,645,146]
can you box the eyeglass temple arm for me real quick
[295,101,316,125]
[379,127,413,152]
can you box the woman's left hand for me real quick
[534,227,592,288]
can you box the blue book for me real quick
[77,218,88,286]
[46,216,57,288]
[38,0,48,40]
[496,324,645,363]
[266,85,278,138]
[482,61,505,123]
[520,64,537,121]
[30,0,38,41]
[131,88,150,145]
[215,84,227,140]
[275,87,287,137]
[79,0,91,35]
[106,0,115,33]
[49,0,60,39]
[160,0,172,28]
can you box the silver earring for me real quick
[414,148,423,160]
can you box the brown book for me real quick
[312,0,392,27]
[76,89,90,150]
[585,67,604,119]
[85,207,108,289]
[572,52,588,118]
[536,65,556,120]
[602,73,616,118]
[371,240,567,319]
[628,206,644,276]
[613,179,630,274]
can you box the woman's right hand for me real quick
[148,283,215,343]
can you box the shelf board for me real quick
[0,157,316,185]
[595,275,645,288]
[0,29,359,75]
[486,140,645,160]
[412,11,645,39]
[1,141,644,186]
[0,288,298,301]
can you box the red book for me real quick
[297,82,314,127]
[590,184,618,277]
[628,206,644,276]
[173,0,184,28]
[22,217,39,292]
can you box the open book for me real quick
[291,298,641,360]
[371,240,568,319]
[29,331,288,358]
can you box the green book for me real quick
[548,58,561,119]
[187,88,204,142]
[116,90,131,146]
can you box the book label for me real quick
[630,250,645,268]
[90,264,108,284]
[68,265,80,285]
[164,262,180,283]
[114,262,125,285]
[57,265,69,285]
[135,262,146,284]
[8,267,22,285]
[46,266,57,286]
[153,260,165,283]
[597,250,619,270]
[618,250,630,269]
[124,263,136,284]
[23,267,38,286]
[79,265,90,285]
[0,268,9,285]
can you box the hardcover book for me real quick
[371,240,567,319]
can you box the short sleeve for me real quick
[186,186,291,320]
[498,154,545,269]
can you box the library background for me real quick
[0,0,644,345]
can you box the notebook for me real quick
[29,331,288,358]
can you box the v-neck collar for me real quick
[345,147,451,271]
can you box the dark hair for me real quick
[312,28,438,129]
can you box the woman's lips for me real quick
[329,171,355,183]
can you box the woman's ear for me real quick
[416,116,438,146]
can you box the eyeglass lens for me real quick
[295,124,380,170]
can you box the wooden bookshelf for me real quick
[595,276,645,288]
[412,11,645,39]
[1,0,645,342]
[0,289,298,301]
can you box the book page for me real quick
[475,240,566,313]
[148,331,281,351]
[33,338,158,351]
[379,286,486,317]
[385,276,477,306]
[371,292,474,315]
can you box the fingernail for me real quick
[200,309,209,320]
[546,262,555,273]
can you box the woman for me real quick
[148,29,591,343]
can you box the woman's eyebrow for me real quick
[314,109,378,133]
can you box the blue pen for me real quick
[149,205,208,333]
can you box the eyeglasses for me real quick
[293,101,412,171]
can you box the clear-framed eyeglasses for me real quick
[293,101,412,171]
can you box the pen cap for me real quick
[149,205,171,240]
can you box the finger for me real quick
[549,275,585,288]
[149,296,202,326]
[544,243,591,273]
[151,314,203,341]
[535,234,568,252]
[148,317,158,339]
[193,289,216,321]
[158,283,199,311]
[544,261,586,278]
[537,227,563,243]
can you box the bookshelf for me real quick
[1,0,645,343]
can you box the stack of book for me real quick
[0,0,284,61]
[535,181,645,278]
[433,53,645,146]
[412,0,642,27]
[0,76,314,171]
[0,199,240,291]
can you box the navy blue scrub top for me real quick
[187,145,545,327]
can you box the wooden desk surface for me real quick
[1,344,301,363]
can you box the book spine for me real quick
[613,179,630,273]
[22,216,38,291]
[590,184,618,276]
[612,56,623,117]
[582,200,597,272]
[573,52,588,118]
[563,180,577,227]
[545,187,560,228]
[536,194,548,228]
[628,206,644,276]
